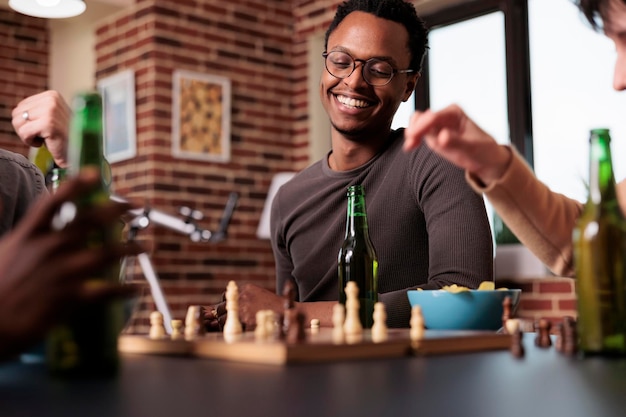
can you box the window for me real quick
[404,0,626,203]
[410,0,532,161]
[529,0,626,201]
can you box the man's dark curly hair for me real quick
[576,0,626,31]
[324,0,429,74]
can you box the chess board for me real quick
[118,328,511,365]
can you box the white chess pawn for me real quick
[410,305,425,341]
[310,318,320,334]
[371,302,388,343]
[223,280,243,335]
[332,303,345,343]
[149,311,166,339]
[343,281,363,336]
[255,310,269,340]
[184,305,203,340]
[170,319,184,340]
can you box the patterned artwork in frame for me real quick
[172,70,231,162]
[97,69,137,163]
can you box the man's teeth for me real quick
[337,95,369,108]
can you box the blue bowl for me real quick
[406,289,522,330]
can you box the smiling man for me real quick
[204,0,494,330]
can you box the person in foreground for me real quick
[0,168,141,360]
[403,0,626,278]
[206,0,494,330]
[0,91,72,237]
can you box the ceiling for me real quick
[95,0,133,6]
[0,0,133,10]
[0,0,472,20]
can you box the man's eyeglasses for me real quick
[322,51,414,86]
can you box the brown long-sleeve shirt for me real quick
[467,146,626,277]
[270,130,494,327]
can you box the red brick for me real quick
[519,299,553,311]
[538,281,574,294]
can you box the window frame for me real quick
[416,0,534,167]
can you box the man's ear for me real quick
[402,73,420,102]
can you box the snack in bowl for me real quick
[406,283,521,331]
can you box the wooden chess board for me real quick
[118,328,511,365]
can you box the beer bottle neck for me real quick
[588,133,616,205]
[68,93,105,174]
[345,186,370,237]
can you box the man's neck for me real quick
[329,129,392,171]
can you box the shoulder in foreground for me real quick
[0,148,37,171]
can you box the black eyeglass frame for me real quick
[322,51,415,86]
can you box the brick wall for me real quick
[499,276,577,330]
[94,0,305,330]
[0,8,48,156]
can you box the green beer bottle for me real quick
[338,185,379,328]
[46,92,123,377]
[572,128,626,356]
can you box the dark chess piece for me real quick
[554,322,564,352]
[511,327,525,358]
[285,309,306,344]
[281,281,306,343]
[534,318,552,348]
[506,319,525,358]
[562,316,578,356]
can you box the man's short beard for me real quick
[331,121,370,140]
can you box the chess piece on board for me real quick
[371,302,388,343]
[149,311,167,339]
[535,318,552,348]
[255,310,270,340]
[310,318,320,334]
[410,305,425,341]
[171,319,184,340]
[343,281,363,336]
[332,303,345,343]
[223,280,243,336]
[185,305,205,340]
[281,281,306,343]
[285,310,306,344]
[562,316,578,356]
[502,296,512,332]
[506,318,525,358]
[264,310,277,337]
[554,322,564,352]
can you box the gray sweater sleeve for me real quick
[0,149,46,237]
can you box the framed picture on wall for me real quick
[172,69,231,162]
[97,69,137,163]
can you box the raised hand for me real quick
[12,90,72,168]
[403,104,512,187]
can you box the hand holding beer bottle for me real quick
[46,92,125,377]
